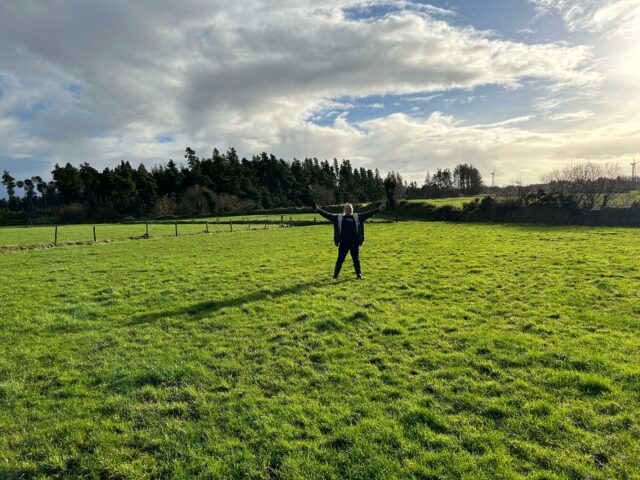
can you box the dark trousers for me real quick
[334,241,360,278]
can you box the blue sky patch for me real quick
[64,83,83,99]
[31,101,48,112]
[0,74,7,98]
[156,134,175,144]
[345,0,576,43]
[308,79,559,129]
[13,108,36,122]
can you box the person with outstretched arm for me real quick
[312,201,385,279]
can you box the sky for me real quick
[1,0,639,191]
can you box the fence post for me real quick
[145,223,149,239]
[281,215,283,227]
[175,223,178,236]
[205,220,209,233]
[314,216,316,223]
[289,215,292,227]
[93,225,97,243]
[54,225,58,245]
[264,219,267,229]
[230,221,233,232]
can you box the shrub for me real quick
[214,193,256,212]
[177,186,215,216]
[53,202,88,223]
[151,197,177,219]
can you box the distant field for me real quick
[406,196,484,208]
[606,191,640,208]
[1,221,639,478]
[409,192,640,210]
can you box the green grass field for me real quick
[176,208,397,225]
[176,213,356,224]
[1,221,639,478]
[406,197,484,208]
[0,222,253,247]
[0,214,391,248]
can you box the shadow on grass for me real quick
[129,277,346,325]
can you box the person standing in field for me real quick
[313,201,385,280]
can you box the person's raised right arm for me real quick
[313,202,337,222]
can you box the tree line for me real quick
[1,148,392,221]
[4,148,637,226]
[1,147,492,223]
[404,164,485,199]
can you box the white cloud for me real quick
[549,110,594,121]
[531,0,640,37]
[407,94,443,102]
[479,116,536,128]
[345,0,456,18]
[308,110,640,184]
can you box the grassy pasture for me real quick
[0,222,230,247]
[176,211,394,224]
[175,213,329,224]
[1,221,639,478]
[405,196,484,208]
[0,214,391,248]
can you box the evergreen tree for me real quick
[133,164,158,212]
[384,171,405,207]
[2,170,17,210]
[52,163,84,203]
[1,146,394,219]
[453,164,484,195]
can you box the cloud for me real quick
[307,110,640,184]
[344,0,456,19]
[0,0,624,188]
[549,110,594,121]
[407,94,443,102]
[479,116,536,128]
[530,0,640,37]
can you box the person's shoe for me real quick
[356,274,363,280]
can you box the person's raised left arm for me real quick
[359,201,386,221]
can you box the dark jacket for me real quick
[317,207,380,246]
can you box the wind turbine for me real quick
[490,170,496,188]
[632,156,638,180]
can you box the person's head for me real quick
[343,203,354,215]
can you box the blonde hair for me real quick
[343,203,353,214]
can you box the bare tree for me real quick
[309,183,336,206]
[542,162,621,209]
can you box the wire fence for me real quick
[0,214,398,249]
